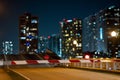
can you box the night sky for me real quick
[0,0,120,53]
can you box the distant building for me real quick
[60,18,82,59]
[2,41,13,54]
[83,16,97,52]
[83,5,120,57]
[38,36,48,53]
[47,34,62,57]
[19,13,39,54]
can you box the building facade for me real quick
[47,34,62,57]
[2,41,13,54]
[83,16,98,52]
[60,18,82,59]
[105,6,120,57]
[38,36,48,53]
[83,5,120,57]
[19,13,39,54]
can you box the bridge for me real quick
[0,58,120,80]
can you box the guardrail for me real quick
[0,59,120,70]
[60,59,120,71]
[61,59,120,70]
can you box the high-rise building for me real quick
[105,6,120,57]
[19,13,39,54]
[83,16,97,52]
[83,5,120,57]
[47,34,62,57]
[60,18,82,59]
[2,41,13,54]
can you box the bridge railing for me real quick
[59,59,120,71]
[0,59,120,71]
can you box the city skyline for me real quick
[0,0,120,53]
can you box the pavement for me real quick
[0,68,12,80]
[13,68,120,80]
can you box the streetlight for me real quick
[111,31,118,37]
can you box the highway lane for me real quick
[0,68,12,80]
[13,68,120,80]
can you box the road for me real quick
[13,68,120,80]
[0,68,12,80]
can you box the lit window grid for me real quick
[61,19,82,58]
[2,41,13,54]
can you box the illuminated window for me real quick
[117,8,120,11]
[70,34,73,36]
[26,42,31,47]
[93,22,96,24]
[66,49,68,52]
[79,21,81,24]
[77,33,80,36]
[76,25,78,27]
[70,31,73,34]
[78,43,82,47]
[114,13,119,16]
[107,22,109,24]
[105,13,107,16]
[74,21,78,24]
[26,39,30,41]
[89,23,91,25]
[26,16,29,19]
[68,38,71,40]
[23,26,26,29]
[72,48,75,51]
[65,30,67,33]
[67,20,72,22]
[65,34,69,36]
[80,25,82,27]
[66,43,69,46]
[31,20,38,23]
[21,30,26,34]
[30,28,37,31]
[114,23,118,26]
[115,52,118,54]
[100,28,103,40]
[26,27,29,31]
[94,36,96,39]
[20,37,26,40]
[108,5,115,10]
